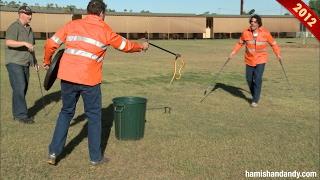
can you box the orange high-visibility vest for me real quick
[231,27,280,66]
[44,15,143,86]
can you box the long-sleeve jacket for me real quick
[231,26,280,66]
[44,15,143,86]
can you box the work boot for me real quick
[90,157,110,166]
[14,116,35,124]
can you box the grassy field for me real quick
[0,38,319,179]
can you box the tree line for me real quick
[0,0,148,13]
[0,0,318,15]
[309,0,320,16]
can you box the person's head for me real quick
[87,0,106,20]
[18,5,33,25]
[249,14,262,31]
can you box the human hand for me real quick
[227,52,235,60]
[33,64,40,71]
[24,42,34,52]
[43,64,50,70]
[142,42,149,52]
[277,55,282,61]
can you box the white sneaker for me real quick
[251,102,258,107]
[47,153,56,165]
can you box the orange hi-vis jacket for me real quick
[44,15,143,86]
[231,26,280,67]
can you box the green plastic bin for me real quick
[112,96,147,140]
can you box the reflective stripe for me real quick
[246,47,267,53]
[51,35,63,45]
[246,40,255,45]
[65,48,104,62]
[271,41,277,45]
[246,47,255,53]
[118,37,127,50]
[256,48,267,52]
[256,41,267,46]
[66,35,107,50]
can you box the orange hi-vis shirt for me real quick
[44,15,143,86]
[231,26,280,67]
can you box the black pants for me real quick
[246,63,265,103]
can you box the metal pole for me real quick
[200,58,231,102]
[278,59,292,90]
[36,69,48,115]
[32,52,48,115]
[240,0,244,15]
[149,42,181,58]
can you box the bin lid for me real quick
[112,96,147,105]
[43,49,64,91]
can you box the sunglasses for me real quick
[20,11,32,15]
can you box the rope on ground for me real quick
[170,57,185,84]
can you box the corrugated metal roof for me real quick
[205,14,295,18]
[105,12,198,17]
[0,6,84,14]
[0,7,294,18]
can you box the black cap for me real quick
[18,6,33,14]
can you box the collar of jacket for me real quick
[246,26,266,33]
[84,14,104,22]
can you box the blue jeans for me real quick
[6,63,30,119]
[246,63,265,103]
[49,80,102,162]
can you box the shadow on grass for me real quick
[54,104,114,165]
[28,90,61,117]
[210,83,251,103]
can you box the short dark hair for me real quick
[249,14,262,27]
[87,0,106,16]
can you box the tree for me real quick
[309,0,320,16]
[7,1,19,8]
[46,3,54,9]
[66,5,76,13]
[140,10,150,13]
[0,0,5,6]
[202,11,210,15]
[106,8,116,12]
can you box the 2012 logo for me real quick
[292,3,317,27]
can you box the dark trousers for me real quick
[6,63,30,119]
[49,80,102,162]
[246,63,265,103]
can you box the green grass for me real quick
[1,38,319,179]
